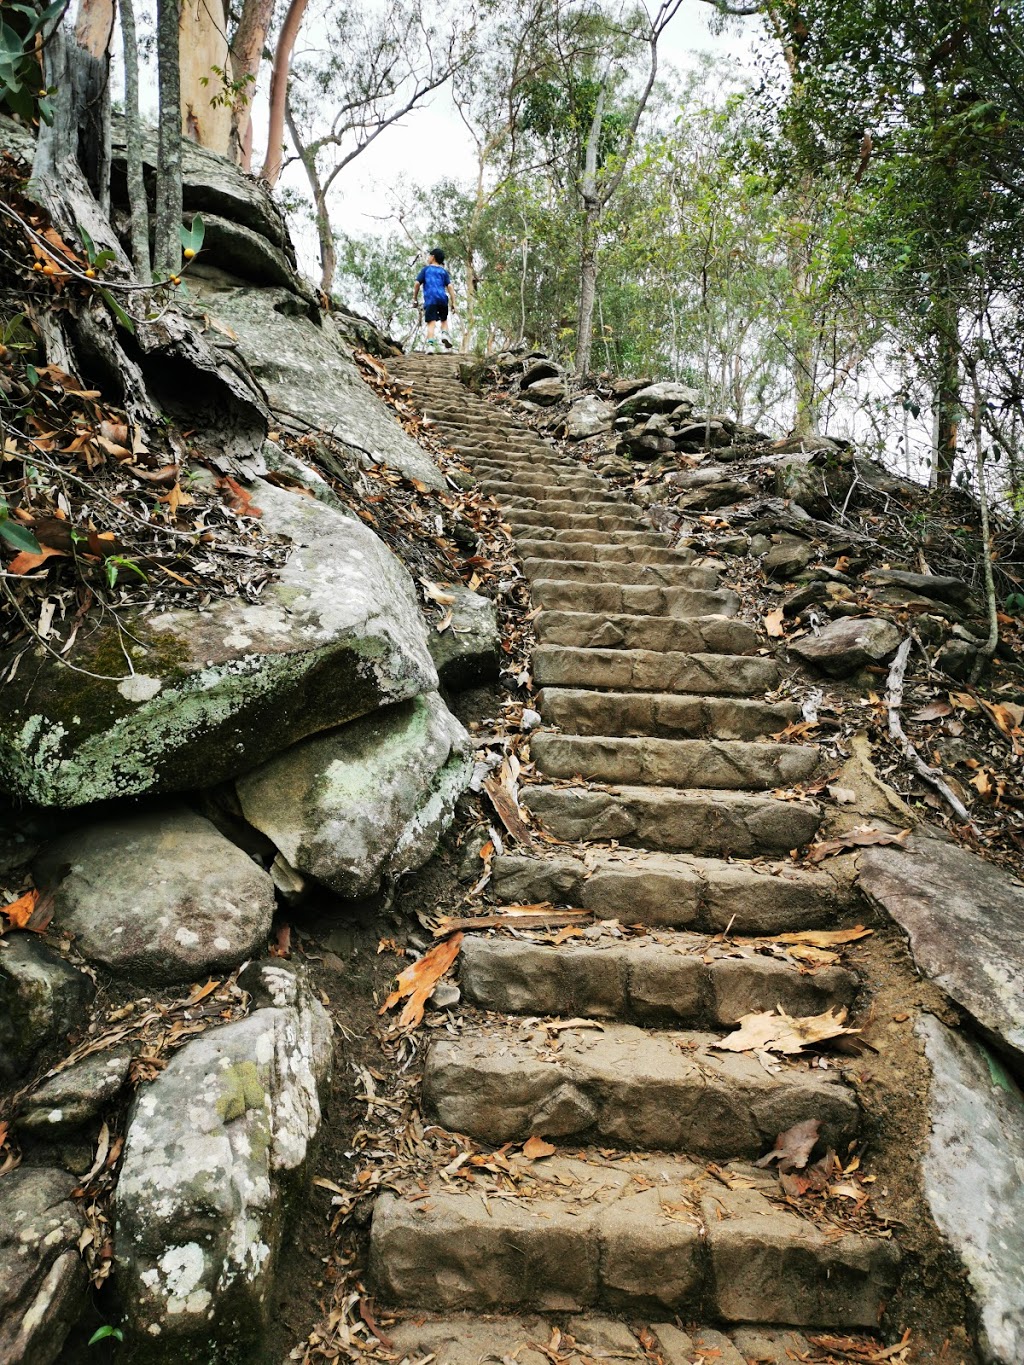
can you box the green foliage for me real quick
[178,214,206,256]
[88,1324,124,1346]
[0,495,40,554]
[198,65,256,113]
[0,0,64,124]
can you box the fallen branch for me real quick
[886,637,978,831]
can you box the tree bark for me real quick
[119,0,151,282]
[154,0,184,277]
[285,98,335,293]
[179,0,232,152]
[574,83,605,379]
[933,307,961,488]
[73,0,116,209]
[229,0,275,168]
[261,0,310,186]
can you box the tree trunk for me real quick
[574,83,605,379]
[933,303,961,488]
[261,0,310,186]
[155,0,184,277]
[179,0,232,152]
[119,0,151,282]
[285,99,335,293]
[73,0,115,209]
[228,0,275,168]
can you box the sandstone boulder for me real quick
[0,1168,87,1364]
[917,1015,1024,1365]
[36,808,276,984]
[236,691,473,898]
[788,616,901,677]
[860,836,1024,1070]
[615,382,700,418]
[0,936,94,1083]
[192,280,445,489]
[114,961,332,1359]
[0,480,437,806]
[775,452,853,517]
[520,376,567,406]
[563,396,615,440]
[17,1047,133,1137]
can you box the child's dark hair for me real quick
[429,246,446,264]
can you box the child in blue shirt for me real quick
[414,247,456,351]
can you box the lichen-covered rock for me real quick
[114,961,332,1360]
[615,382,700,418]
[427,586,501,690]
[236,691,473,898]
[0,936,95,1083]
[35,808,275,984]
[562,396,615,440]
[191,279,446,490]
[775,452,853,517]
[17,1047,133,1137]
[0,481,437,807]
[520,376,566,406]
[917,1015,1024,1365]
[0,1167,88,1364]
[788,616,901,677]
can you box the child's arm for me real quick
[413,279,422,304]
[446,280,456,311]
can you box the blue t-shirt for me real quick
[417,264,451,307]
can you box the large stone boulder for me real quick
[236,691,473,899]
[0,936,95,1083]
[35,808,276,984]
[563,396,615,440]
[520,376,566,406]
[115,961,332,1360]
[615,382,700,418]
[0,481,437,807]
[860,836,1024,1071]
[917,1016,1024,1365]
[788,616,901,677]
[191,279,446,490]
[775,452,853,518]
[0,1167,88,1364]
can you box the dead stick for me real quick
[886,638,978,830]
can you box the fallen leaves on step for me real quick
[483,755,534,845]
[773,925,873,948]
[805,825,911,862]
[714,1005,859,1055]
[379,932,463,1029]
[754,1117,820,1171]
[764,606,786,637]
[433,905,590,935]
[0,887,53,933]
[521,1135,557,1160]
[808,1330,912,1364]
[418,576,457,605]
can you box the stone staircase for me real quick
[372,353,900,1363]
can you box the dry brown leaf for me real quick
[419,577,457,605]
[0,888,53,933]
[754,1118,820,1172]
[380,933,463,1029]
[949,690,979,711]
[483,757,534,845]
[713,1006,859,1055]
[434,907,589,935]
[774,925,873,948]
[764,607,786,638]
[522,1136,557,1160]
[5,544,67,575]
[805,826,910,862]
[910,700,952,722]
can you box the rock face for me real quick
[917,1015,1024,1365]
[520,376,567,405]
[860,836,1024,1070]
[191,279,445,490]
[427,585,501,690]
[115,961,332,1359]
[36,808,276,984]
[17,1047,133,1137]
[0,936,94,1083]
[788,616,901,677]
[0,1167,87,1364]
[563,395,615,440]
[236,692,473,898]
[0,480,437,807]
[615,382,700,417]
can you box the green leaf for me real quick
[88,1324,124,1345]
[100,289,136,335]
[0,519,42,554]
[179,214,205,255]
[79,224,95,263]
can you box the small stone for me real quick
[0,936,94,1083]
[562,395,614,439]
[521,708,542,731]
[427,585,500,690]
[762,538,814,579]
[788,615,901,677]
[18,1046,133,1137]
[429,981,461,1010]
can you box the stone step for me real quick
[509,511,642,532]
[522,784,821,856]
[531,734,820,790]
[531,581,740,618]
[481,481,609,500]
[459,931,856,1026]
[535,611,756,654]
[533,645,776,695]
[519,542,688,566]
[490,848,853,934]
[499,495,633,514]
[520,527,671,547]
[422,1020,858,1155]
[375,1317,836,1365]
[523,558,719,590]
[539,687,798,740]
[370,1151,897,1323]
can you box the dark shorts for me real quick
[424,301,449,323]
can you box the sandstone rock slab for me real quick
[114,961,332,1359]
[917,1015,1024,1365]
[0,480,437,806]
[0,936,95,1083]
[0,1168,87,1364]
[236,691,472,898]
[788,616,901,677]
[427,585,500,690]
[860,837,1024,1070]
[616,382,700,417]
[17,1047,133,1138]
[563,396,615,439]
[35,808,275,984]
